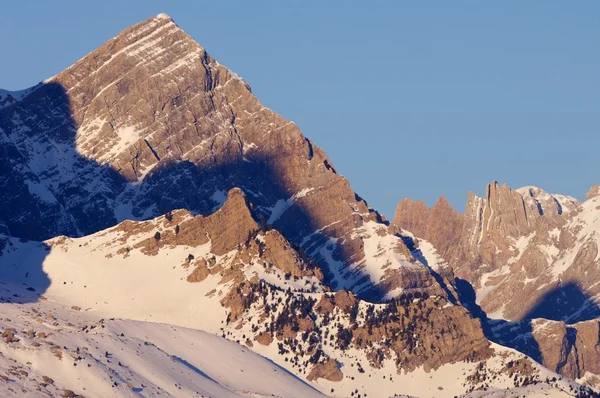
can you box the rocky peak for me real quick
[586,184,600,201]
[393,181,582,317]
[0,14,449,302]
[392,198,430,237]
[516,185,580,216]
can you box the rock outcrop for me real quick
[586,185,600,200]
[307,359,343,382]
[1,12,598,396]
[394,181,600,388]
[393,181,589,321]
[532,319,600,383]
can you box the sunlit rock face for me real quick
[394,181,600,388]
[0,14,446,301]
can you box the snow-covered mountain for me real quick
[394,182,600,390]
[0,189,593,397]
[0,12,598,397]
[0,13,444,303]
[0,282,325,397]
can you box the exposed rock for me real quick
[393,181,587,321]
[394,181,600,384]
[349,299,492,373]
[186,259,210,283]
[314,295,335,315]
[2,329,19,343]
[255,332,273,346]
[333,290,357,312]
[532,319,600,381]
[586,185,600,200]
[0,12,593,396]
[306,358,343,382]
[0,13,446,302]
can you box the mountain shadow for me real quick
[0,238,51,304]
[0,80,388,302]
[455,277,600,367]
[522,281,600,324]
[400,235,458,304]
[454,277,543,363]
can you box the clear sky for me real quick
[1,1,598,218]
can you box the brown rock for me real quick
[255,332,273,346]
[0,14,448,303]
[186,259,210,283]
[314,295,335,315]
[306,358,343,382]
[586,185,600,200]
[533,319,600,380]
[333,290,357,312]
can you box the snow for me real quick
[0,212,591,396]
[0,283,324,397]
[551,195,600,279]
[311,222,425,296]
[266,188,313,224]
[516,185,580,215]
[508,232,536,264]
[351,221,419,286]
[0,84,42,109]
[0,231,227,334]
[155,12,171,20]
[400,229,448,272]
[24,180,58,204]
[103,125,142,162]
[475,266,508,307]
[210,189,228,212]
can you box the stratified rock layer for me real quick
[0,14,438,300]
[394,181,600,388]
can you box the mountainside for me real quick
[394,182,600,390]
[0,13,444,303]
[0,189,592,397]
[0,283,326,397]
[1,12,599,397]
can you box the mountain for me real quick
[0,189,591,397]
[0,13,443,303]
[0,284,326,397]
[0,13,598,397]
[394,181,600,390]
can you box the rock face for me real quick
[393,181,592,322]
[0,173,591,396]
[394,181,600,388]
[1,13,598,396]
[532,319,600,381]
[307,358,343,382]
[586,185,600,200]
[0,13,442,301]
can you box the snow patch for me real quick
[24,180,57,204]
[267,188,313,224]
[210,189,228,212]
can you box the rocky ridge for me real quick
[394,181,600,390]
[0,12,598,397]
[0,13,443,302]
[0,189,591,397]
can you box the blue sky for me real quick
[1,2,598,218]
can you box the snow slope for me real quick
[0,213,594,397]
[0,85,42,110]
[0,282,324,397]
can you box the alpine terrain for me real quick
[0,13,597,397]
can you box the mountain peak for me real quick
[155,12,173,21]
[586,184,600,201]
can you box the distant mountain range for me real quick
[0,14,597,397]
